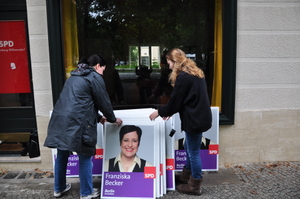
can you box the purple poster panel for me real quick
[175,147,218,171]
[102,171,154,198]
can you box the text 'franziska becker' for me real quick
[105,173,131,186]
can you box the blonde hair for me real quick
[166,48,204,86]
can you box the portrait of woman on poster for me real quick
[104,125,152,172]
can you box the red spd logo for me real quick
[209,145,219,155]
[144,166,156,179]
[166,159,175,170]
[94,149,103,159]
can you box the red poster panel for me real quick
[0,20,31,93]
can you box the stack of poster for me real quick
[101,108,163,198]
[51,107,219,198]
[100,107,219,198]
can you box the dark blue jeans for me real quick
[78,153,93,196]
[54,149,93,196]
[184,131,203,179]
[54,149,70,193]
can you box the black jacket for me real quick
[44,64,116,156]
[158,71,212,133]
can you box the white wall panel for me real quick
[236,0,300,112]
[27,0,53,116]
[235,86,300,110]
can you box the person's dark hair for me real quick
[78,57,88,64]
[87,54,107,67]
[119,125,142,146]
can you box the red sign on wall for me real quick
[0,20,31,93]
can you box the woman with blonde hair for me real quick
[149,48,212,196]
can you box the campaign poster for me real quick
[101,122,158,199]
[159,120,166,196]
[112,108,165,197]
[0,20,31,94]
[51,148,103,177]
[174,107,219,171]
[165,118,175,191]
[51,120,104,177]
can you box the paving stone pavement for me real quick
[0,161,299,199]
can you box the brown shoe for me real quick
[177,176,203,196]
[175,167,191,184]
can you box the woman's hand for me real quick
[162,116,170,121]
[99,116,107,125]
[149,110,159,121]
[115,118,123,126]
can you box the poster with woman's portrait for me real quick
[101,122,160,199]
[173,107,219,171]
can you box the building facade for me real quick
[0,0,299,171]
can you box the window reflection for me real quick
[73,0,211,108]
